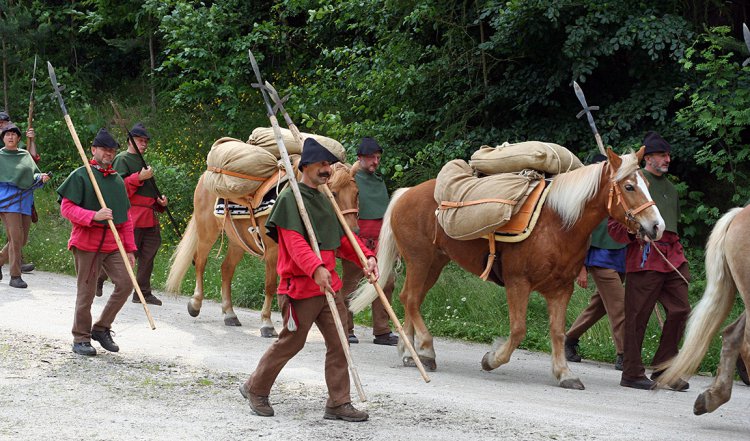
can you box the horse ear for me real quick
[606,147,621,169]
[635,145,646,163]
[350,160,361,177]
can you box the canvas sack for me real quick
[434,159,543,240]
[204,137,279,199]
[470,141,582,175]
[248,127,347,163]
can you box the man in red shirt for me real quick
[96,122,166,305]
[57,128,136,356]
[239,138,378,422]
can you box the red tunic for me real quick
[61,198,137,253]
[607,218,687,273]
[275,227,375,299]
[123,173,162,228]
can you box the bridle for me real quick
[328,163,359,218]
[605,162,655,228]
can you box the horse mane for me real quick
[546,151,639,229]
[328,162,353,190]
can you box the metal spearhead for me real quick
[47,62,68,116]
[743,23,750,67]
[573,81,606,154]
[30,55,38,92]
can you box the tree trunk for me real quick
[2,38,8,113]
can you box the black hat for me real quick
[300,137,340,168]
[588,153,607,164]
[643,131,671,155]
[0,123,21,138]
[0,111,10,121]
[130,122,150,139]
[357,137,383,155]
[92,128,120,149]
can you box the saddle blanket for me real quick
[213,194,275,219]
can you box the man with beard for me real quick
[57,128,136,356]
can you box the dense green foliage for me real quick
[3,1,750,373]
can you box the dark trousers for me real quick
[566,267,625,353]
[341,259,395,336]
[0,212,31,277]
[621,264,691,380]
[98,225,161,296]
[72,248,133,342]
[246,293,351,407]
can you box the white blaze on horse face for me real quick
[636,172,665,241]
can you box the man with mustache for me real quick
[240,137,378,422]
[57,128,136,356]
[609,131,691,391]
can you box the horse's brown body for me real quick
[657,206,750,413]
[166,163,358,335]
[350,148,664,389]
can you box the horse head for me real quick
[606,146,665,241]
[328,162,359,231]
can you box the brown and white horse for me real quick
[350,147,664,389]
[166,162,359,336]
[656,206,750,414]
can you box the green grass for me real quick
[19,187,745,375]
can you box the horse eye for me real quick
[625,184,634,191]
[332,191,338,197]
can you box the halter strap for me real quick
[605,164,655,226]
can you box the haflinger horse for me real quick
[350,147,665,389]
[655,205,750,414]
[166,162,359,336]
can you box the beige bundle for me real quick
[203,137,279,199]
[470,141,582,175]
[248,127,347,163]
[434,159,543,240]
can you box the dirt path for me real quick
[1,271,749,440]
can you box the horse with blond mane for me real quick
[350,147,665,389]
[166,162,359,336]
[655,205,750,414]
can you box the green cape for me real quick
[266,183,343,250]
[354,169,389,220]
[57,166,131,225]
[113,151,158,198]
[590,218,626,250]
[0,148,41,189]
[644,170,679,234]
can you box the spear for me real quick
[258,76,432,384]
[247,50,367,401]
[573,81,606,155]
[48,62,155,330]
[27,55,37,132]
[743,23,750,67]
[109,100,183,239]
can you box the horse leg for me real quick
[694,313,745,414]
[187,235,216,318]
[259,246,279,338]
[399,259,448,371]
[220,244,245,326]
[481,282,530,372]
[547,292,584,390]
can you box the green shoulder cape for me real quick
[644,170,679,234]
[266,183,343,250]
[355,169,389,220]
[113,151,158,198]
[0,148,41,189]
[56,166,131,225]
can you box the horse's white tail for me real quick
[657,207,743,385]
[348,187,410,313]
[165,216,199,293]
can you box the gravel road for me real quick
[1,270,749,441]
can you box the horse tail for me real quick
[165,215,199,293]
[657,207,743,386]
[348,187,410,313]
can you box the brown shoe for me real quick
[239,384,274,417]
[620,376,655,390]
[324,403,368,422]
[133,293,163,306]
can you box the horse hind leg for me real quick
[220,244,245,327]
[694,314,746,414]
[259,246,279,338]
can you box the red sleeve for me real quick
[60,197,97,227]
[338,233,375,267]
[607,217,634,244]
[123,173,143,198]
[279,227,325,278]
[32,154,41,163]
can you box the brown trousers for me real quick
[566,266,625,353]
[341,259,395,336]
[98,225,161,296]
[246,293,351,407]
[621,264,691,380]
[0,213,31,277]
[72,248,133,342]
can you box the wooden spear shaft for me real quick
[48,62,155,330]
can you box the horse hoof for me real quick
[187,303,200,318]
[559,378,585,390]
[224,316,242,327]
[693,393,709,415]
[403,356,437,371]
[481,352,495,371]
[260,327,278,338]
